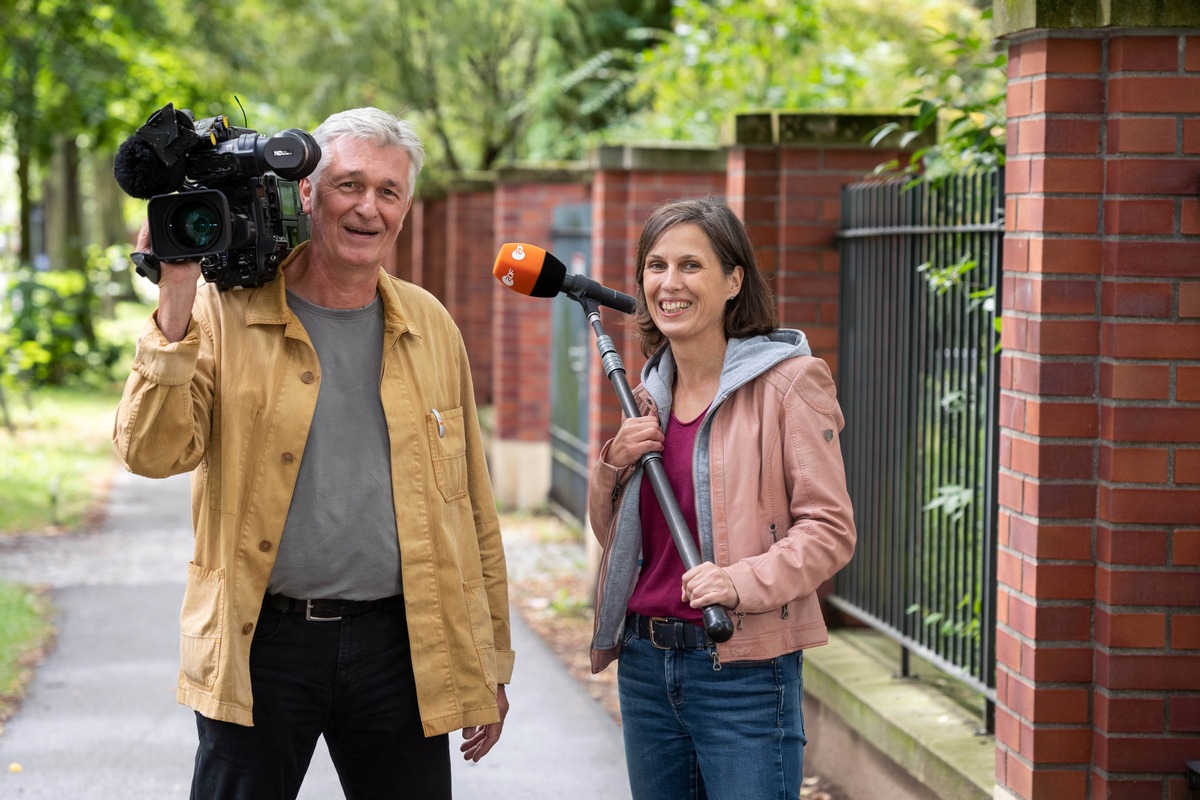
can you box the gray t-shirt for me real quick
[266,290,402,601]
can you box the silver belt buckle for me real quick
[649,616,673,649]
[305,599,342,622]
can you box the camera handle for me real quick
[576,296,735,644]
[129,252,162,285]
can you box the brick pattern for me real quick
[997,31,1200,800]
[729,143,907,378]
[445,191,496,404]
[588,168,726,466]
[490,179,591,442]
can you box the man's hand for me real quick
[459,684,508,762]
[134,220,201,343]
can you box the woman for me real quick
[588,197,857,800]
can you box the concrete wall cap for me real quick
[994,0,1200,37]
[586,143,727,172]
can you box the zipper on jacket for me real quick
[736,612,745,631]
[767,525,789,619]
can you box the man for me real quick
[113,107,513,800]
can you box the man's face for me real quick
[300,137,413,271]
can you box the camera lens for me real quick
[168,198,222,251]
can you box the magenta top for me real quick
[627,407,708,624]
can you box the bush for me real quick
[1,246,128,391]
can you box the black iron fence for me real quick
[832,169,1004,729]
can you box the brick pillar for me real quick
[585,146,726,467]
[445,185,495,405]
[994,4,1200,797]
[388,203,417,282]
[420,195,448,304]
[489,169,590,509]
[727,112,921,377]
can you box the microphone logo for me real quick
[512,245,526,261]
[502,268,515,287]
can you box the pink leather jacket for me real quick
[588,330,857,672]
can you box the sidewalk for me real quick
[0,469,629,799]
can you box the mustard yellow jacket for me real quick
[113,244,514,736]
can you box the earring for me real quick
[728,294,736,301]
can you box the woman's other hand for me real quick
[606,414,664,469]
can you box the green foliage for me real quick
[615,0,995,145]
[906,593,981,642]
[923,483,974,523]
[1,247,127,389]
[868,9,1007,183]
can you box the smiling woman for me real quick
[588,197,857,800]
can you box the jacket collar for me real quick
[242,241,419,340]
[641,329,812,423]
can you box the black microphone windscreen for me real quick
[113,134,188,199]
[529,251,567,298]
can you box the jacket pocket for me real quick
[179,562,224,690]
[462,578,497,693]
[428,407,467,502]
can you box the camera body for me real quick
[120,103,321,291]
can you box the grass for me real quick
[0,385,124,534]
[0,299,150,721]
[0,584,55,724]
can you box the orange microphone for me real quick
[493,243,637,314]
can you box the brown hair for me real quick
[633,197,778,357]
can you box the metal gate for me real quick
[831,169,1004,729]
[548,203,593,525]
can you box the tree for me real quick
[614,0,998,145]
[0,0,198,267]
[258,0,677,180]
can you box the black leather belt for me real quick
[627,612,712,650]
[265,593,401,622]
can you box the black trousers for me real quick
[189,599,450,800]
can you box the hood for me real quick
[640,328,812,424]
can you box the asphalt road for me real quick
[0,469,630,799]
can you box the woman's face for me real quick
[641,223,743,350]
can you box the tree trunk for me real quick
[94,151,139,301]
[62,136,85,271]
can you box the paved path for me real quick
[0,469,630,799]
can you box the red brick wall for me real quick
[388,206,416,281]
[728,140,908,379]
[420,197,448,305]
[587,164,726,465]
[490,177,591,442]
[446,190,496,404]
[997,31,1200,800]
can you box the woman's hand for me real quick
[605,414,664,469]
[682,562,739,609]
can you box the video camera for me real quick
[114,102,322,291]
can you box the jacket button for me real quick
[301,371,315,384]
[281,452,294,464]
[243,623,253,635]
[258,540,272,552]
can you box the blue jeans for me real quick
[617,626,806,800]
[189,598,450,800]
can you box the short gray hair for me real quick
[308,107,426,199]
